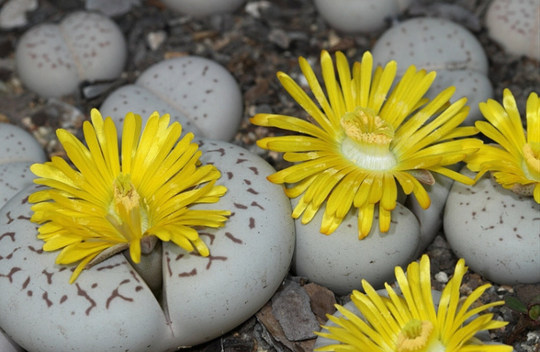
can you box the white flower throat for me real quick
[340,107,397,170]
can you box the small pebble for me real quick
[0,0,37,29]
[271,280,320,342]
[267,28,290,49]
[435,271,449,283]
[147,30,167,51]
[245,1,270,19]
[526,331,539,346]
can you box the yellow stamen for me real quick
[396,319,434,352]
[523,142,540,180]
[109,174,146,245]
[340,107,397,170]
[341,107,394,146]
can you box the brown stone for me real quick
[302,282,337,324]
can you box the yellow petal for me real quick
[250,113,334,142]
[336,51,354,112]
[129,238,141,263]
[121,112,142,175]
[358,203,375,239]
[378,205,391,233]
[368,60,397,114]
[321,50,346,125]
[279,67,335,134]
[526,92,540,144]
[69,252,100,284]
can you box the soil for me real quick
[0,0,539,351]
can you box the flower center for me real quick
[108,173,147,240]
[340,107,397,170]
[523,142,540,181]
[396,319,442,352]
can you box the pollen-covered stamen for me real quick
[396,319,441,352]
[523,142,540,181]
[340,107,397,170]
[107,173,148,243]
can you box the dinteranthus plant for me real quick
[29,109,230,283]
[316,255,512,352]
[466,89,540,202]
[251,50,482,238]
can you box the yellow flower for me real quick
[251,51,481,238]
[315,255,512,352]
[466,89,540,203]
[30,109,230,283]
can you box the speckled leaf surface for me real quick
[0,140,295,352]
[15,11,126,97]
[100,56,243,141]
[445,168,540,285]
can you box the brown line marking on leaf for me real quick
[175,254,184,261]
[251,201,264,210]
[233,203,248,209]
[129,270,141,283]
[60,295,68,304]
[207,148,225,156]
[2,247,19,260]
[179,268,197,277]
[166,253,173,277]
[42,291,53,307]
[135,286,143,292]
[225,232,243,244]
[199,232,215,245]
[0,267,21,283]
[21,195,29,204]
[17,215,31,221]
[206,255,227,270]
[249,217,255,229]
[6,212,14,224]
[96,262,124,271]
[22,276,31,289]
[247,188,259,195]
[106,279,133,309]
[226,172,233,179]
[244,179,252,185]
[76,283,97,316]
[28,246,43,254]
[0,232,15,243]
[42,269,53,284]
[236,158,248,164]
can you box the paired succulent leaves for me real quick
[251,50,539,239]
[29,109,230,283]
